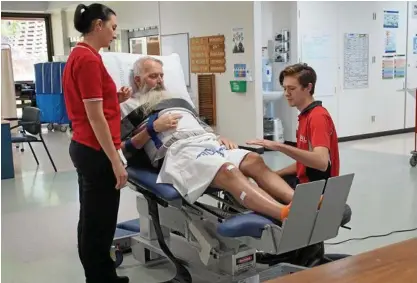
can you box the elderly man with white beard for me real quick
[118,56,305,223]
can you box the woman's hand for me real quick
[153,112,183,132]
[112,160,128,190]
[117,86,132,103]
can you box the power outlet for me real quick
[371,115,376,123]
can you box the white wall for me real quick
[52,1,264,144]
[1,1,49,13]
[61,1,159,38]
[297,1,414,138]
[158,1,263,142]
[261,1,273,48]
[261,1,299,142]
[261,1,415,141]
[50,10,70,56]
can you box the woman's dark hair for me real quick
[74,3,116,35]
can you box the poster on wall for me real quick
[233,64,247,78]
[383,10,399,28]
[382,56,394,79]
[301,33,333,60]
[394,55,406,78]
[232,28,245,54]
[343,33,369,89]
[413,36,417,54]
[384,30,397,53]
[412,2,417,19]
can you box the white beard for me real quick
[134,89,172,116]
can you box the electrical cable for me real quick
[325,227,417,245]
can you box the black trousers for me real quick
[69,140,120,283]
[281,174,300,189]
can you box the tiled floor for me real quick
[1,129,417,283]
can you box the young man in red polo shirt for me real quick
[248,64,350,264]
[247,63,339,187]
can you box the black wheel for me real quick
[111,246,124,268]
[20,148,24,152]
[60,125,68,132]
[47,123,53,131]
[410,156,417,167]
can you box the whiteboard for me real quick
[301,31,338,96]
[160,33,190,86]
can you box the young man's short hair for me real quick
[279,63,317,95]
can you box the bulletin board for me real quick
[190,35,226,74]
[160,33,191,86]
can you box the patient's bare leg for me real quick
[239,153,294,204]
[211,162,290,221]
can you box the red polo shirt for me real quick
[63,43,121,151]
[296,101,339,183]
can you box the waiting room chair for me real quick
[4,106,57,172]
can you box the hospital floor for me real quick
[2,129,417,283]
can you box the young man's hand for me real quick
[246,139,281,151]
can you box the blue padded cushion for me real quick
[127,167,180,201]
[217,212,274,238]
[127,167,274,238]
[114,228,138,238]
[116,218,141,233]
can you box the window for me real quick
[1,13,53,82]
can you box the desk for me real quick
[1,121,14,179]
[267,237,417,283]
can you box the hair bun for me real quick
[73,3,116,35]
[74,4,90,34]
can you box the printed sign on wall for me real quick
[233,64,247,78]
[383,10,399,28]
[413,36,417,54]
[412,2,417,19]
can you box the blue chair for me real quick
[4,107,57,172]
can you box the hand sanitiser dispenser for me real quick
[262,58,273,91]
[263,63,272,82]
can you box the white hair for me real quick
[129,56,164,94]
[132,56,163,77]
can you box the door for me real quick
[405,2,417,129]
[129,37,148,54]
[337,1,377,136]
[373,2,408,133]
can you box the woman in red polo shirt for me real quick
[63,3,131,283]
